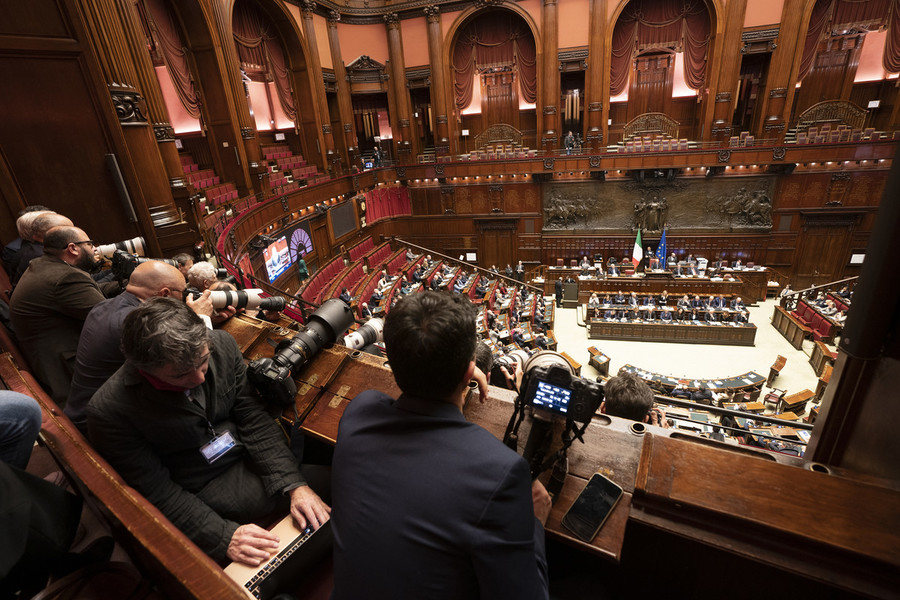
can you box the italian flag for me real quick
[632,230,643,267]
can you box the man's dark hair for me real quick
[383,291,477,400]
[120,297,209,371]
[42,226,82,254]
[473,341,493,375]
[603,372,654,422]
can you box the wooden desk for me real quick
[810,341,837,376]
[589,319,757,346]
[778,389,815,415]
[560,350,582,376]
[767,355,787,386]
[816,364,833,402]
[619,365,765,395]
[587,346,610,377]
[772,305,810,350]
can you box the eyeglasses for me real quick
[70,240,96,248]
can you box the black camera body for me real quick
[110,250,178,282]
[521,363,603,424]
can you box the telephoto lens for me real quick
[207,289,287,311]
[343,318,384,350]
[97,236,145,258]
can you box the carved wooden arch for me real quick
[623,112,680,140]
[442,3,541,153]
[796,100,868,130]
[474,124,524,150]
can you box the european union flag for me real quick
[656,229,667,265]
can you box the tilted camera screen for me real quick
[531,380,572,414]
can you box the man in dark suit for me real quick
[9,226,120,404]
[65,261,213,432]
[554,277,563,307]
[88,298,330,566]
[331,292,550,599]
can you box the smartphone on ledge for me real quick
[561,472,624,543]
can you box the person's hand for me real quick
[471,367,490,404]
[648,407,670,429]
[531,480,552,525]
[185,289,214,318]
[211,305,238,325]
[289,485,331,531]
[499,361,523,392]
[226,523,279,566]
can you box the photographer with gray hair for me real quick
[187,260,218,291]
[87,297,330,567]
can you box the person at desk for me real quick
[579,256,591,270]
[733,259,743,269]
[704,309,718,324]
[667,252,677,269]
[601,293,613,305]
[412,266,424,283]
[601,372,669,428]
[339,287,352,304]
[659,308,673,323]
[505,264,514,279]
[834,310,847,325]
[733,310,749,324]
[731,296,745,311]
[837,284,852,299]
[677,295,691,311]
[628,292,639,308]
[705,295,716,310]
[564,275,576,284]
[691,384,714,406]
[690,295,703,309]
[641,294,656,307]
[658,290,671,306]
[608,261,620,277]
[603,308,617,320]
[588,293,600,310]
[614,290,626,304]
[779,283,793,298]
[712,295,726,309]
[821,299,838,316]
[674,307,688,322]
[370,288,384,307]
[554,277,563,308]
[429,276,441,291]
[686,258,699,277]
[331,292,550,599]
[690,308,701,322]
[360,302,372,319]
[88,299,330,566]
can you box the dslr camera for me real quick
[519,351,603,424]
[110,250,178,281]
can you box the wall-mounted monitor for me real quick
[849,253,865,265]
[262,236,291,283]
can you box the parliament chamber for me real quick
[2,0,900,597]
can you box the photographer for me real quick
[331,292,549,599]
[187,261,218,291]
[601,372,670,428]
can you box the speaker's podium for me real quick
[562,281,579,308]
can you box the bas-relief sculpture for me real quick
[541,177,776,232]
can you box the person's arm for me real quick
[472,457,548,599]
[55,270,107,319]
[87,400,240,561]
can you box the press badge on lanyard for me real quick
[200,430,236,464]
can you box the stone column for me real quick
[385,12,417,162]
[301,1,339,174]
[541,0,560,152]
[424,5,450,154]
[326,10,359,169]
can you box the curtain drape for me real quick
[609,0,710,97]
[451,14,536,110]
[143,0,201,118]
[800,0,894,79]
[885,0,900,71]
[233,2,296,121]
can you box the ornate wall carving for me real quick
[541,177,777,232]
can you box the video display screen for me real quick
[262,236,291,283]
